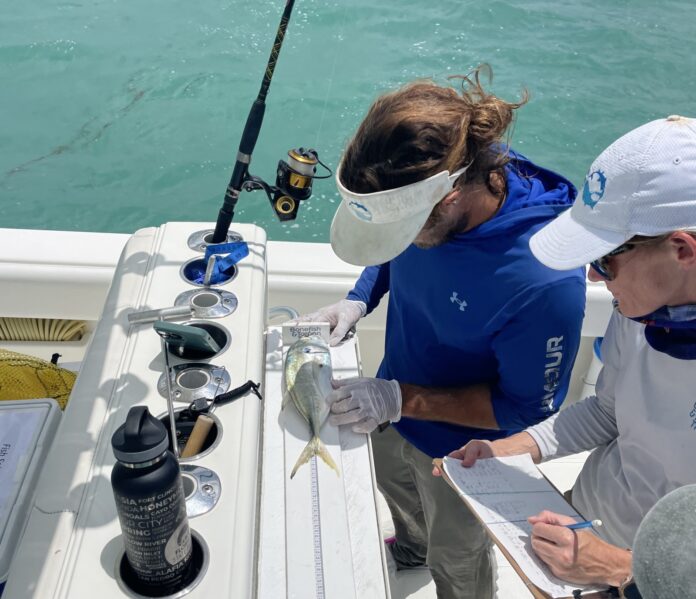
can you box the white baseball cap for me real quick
[330,164,468,266]
[530,115,696,270]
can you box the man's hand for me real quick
[449,439,497,466]
[432,431,542,477]
[327,377,402,433]
[528,510,632,587]
[289,299,366,346]
[432,440,497,476]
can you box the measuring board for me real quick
[258,327,391,599]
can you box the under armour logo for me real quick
[450,292,467,312]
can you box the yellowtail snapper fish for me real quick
[283,336,340,479]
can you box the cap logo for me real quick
[582,170,607,209]
[349,200,373,222]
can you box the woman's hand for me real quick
[528,510,632,587]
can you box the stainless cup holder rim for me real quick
[186,229,243,253]
[190,290,221,309]
[174,288,238,319]
[181,471,198,498]
[157,363,231,406]
[176,368,210,390]
[180,464,222,518]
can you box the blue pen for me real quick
[566,518,603,530]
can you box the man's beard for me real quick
[413,206,469,249]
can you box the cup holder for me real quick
[187,229,242,253]
[174,288,238,319]
[182,472,196,496]
[115,530,209,598]
[159,408,222,460]
[165,321,230,360]
[180,464,221,518]
[180,257,238,287]
[158,363,231,406]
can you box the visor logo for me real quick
[582,170,606,209]
[349,201,372,222]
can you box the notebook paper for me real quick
[442,454,606,598]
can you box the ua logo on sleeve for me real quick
[542,336,564,410]
[450,292,467,312]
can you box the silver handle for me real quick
[127,305,193,324]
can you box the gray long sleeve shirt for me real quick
[527,310,696,547]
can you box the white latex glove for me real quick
[327,377,402,434]
[291,299,367,346]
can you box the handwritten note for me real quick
[442,455,605,598]
[0,409,41,523]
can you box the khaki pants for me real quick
[371,426,495,599]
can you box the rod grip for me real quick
[180,415,215,458]
[239,100,266,156]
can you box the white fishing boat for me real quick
[0,223,613,599]
[0,0,620,594]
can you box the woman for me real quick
[443,115,696,598]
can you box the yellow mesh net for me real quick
[0,349,77,409]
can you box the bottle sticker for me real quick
[165,520,193,566]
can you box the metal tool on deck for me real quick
[128,305,193,325]
[128,278,238,325]
[155,326,180,458]
[202,255,216,287]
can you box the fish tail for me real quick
[290,436,340,479]
[315,437,340,477]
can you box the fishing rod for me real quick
[211,0,331,243]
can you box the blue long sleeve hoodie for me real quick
[347,151,586,458]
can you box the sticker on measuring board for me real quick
[282,322,331,346]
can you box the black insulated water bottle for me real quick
[111,406,193,596]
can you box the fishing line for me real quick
[313,0,350,150]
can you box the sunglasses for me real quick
[589,243,635,281]
[589,234,675,281]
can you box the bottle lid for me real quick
[111,406,169,463]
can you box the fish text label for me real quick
[282,322,331,345]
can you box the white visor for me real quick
[330,164,468,266]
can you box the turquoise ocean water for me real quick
[2,0,696,241]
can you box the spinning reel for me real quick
[243,147,332,221]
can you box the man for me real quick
[445,115,696,598]
[296,72,586,599]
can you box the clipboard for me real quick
[433,457,614,599]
